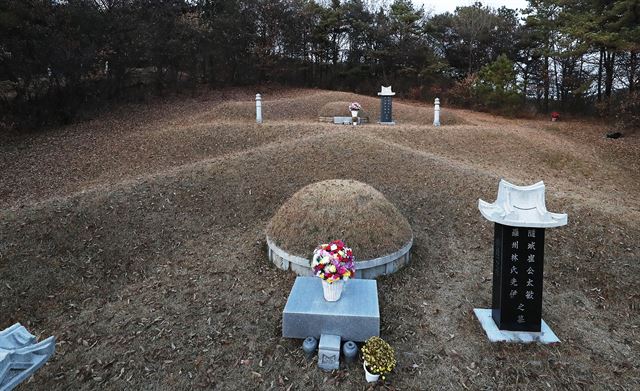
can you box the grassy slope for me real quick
[0,88,638,390]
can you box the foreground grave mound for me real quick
[266,179,413,278]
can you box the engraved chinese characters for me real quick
[492,224,545,332]
[380,96,393,123]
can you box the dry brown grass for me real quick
[266,179,412,259]
[0,88,638,390]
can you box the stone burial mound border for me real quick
[267,235,413,279]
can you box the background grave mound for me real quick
[318,101,372,119]
[266,179,413,278]
[202,90,465,125]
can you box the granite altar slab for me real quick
[283,277,379,342]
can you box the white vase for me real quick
[322,279,344,301]
[351,110,359,125]
[363,361,380,383]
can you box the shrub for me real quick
[473,54,524,116]
[615,92,640,131]
[448,74,478,108]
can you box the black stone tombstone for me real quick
[380,96,393,123]
[492,224,545,332]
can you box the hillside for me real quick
[0,88,638,390]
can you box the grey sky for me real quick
[413,0,529,15]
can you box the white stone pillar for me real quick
[433,97,440,127]
[256,93,262,124]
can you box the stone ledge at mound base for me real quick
[266,236,412,279]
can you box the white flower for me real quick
[320,256,329,265]
[330,244,337,251]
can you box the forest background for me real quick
[1,0,638,129]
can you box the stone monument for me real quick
[0,323,56,390]
[474,180,567,343]
[377,86,396,125]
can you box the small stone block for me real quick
[473,308,560,344]
[282,277,379,342]
[318,334,340,371]
[318,334,340,350]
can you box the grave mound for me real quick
[266,179,413,278]
[318,101,371,119]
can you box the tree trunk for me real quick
[332,33,338,65]
[604,50,615,100]
[630,50,637,93]
[553,57,561,103]
[543,55,549,113]
[597,48,603,101]
[522,65,529,103]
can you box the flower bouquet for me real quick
[349,102,362,125]
[349,102,362,111]
[361,336,396,382]
[551,111,560,122]
[311,240,355,301]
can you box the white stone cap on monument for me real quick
[478,180,568,228]
[377,86,396,96]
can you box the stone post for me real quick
[474,180,567,343]
[433,97,441,127]
[256,93,262,124]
